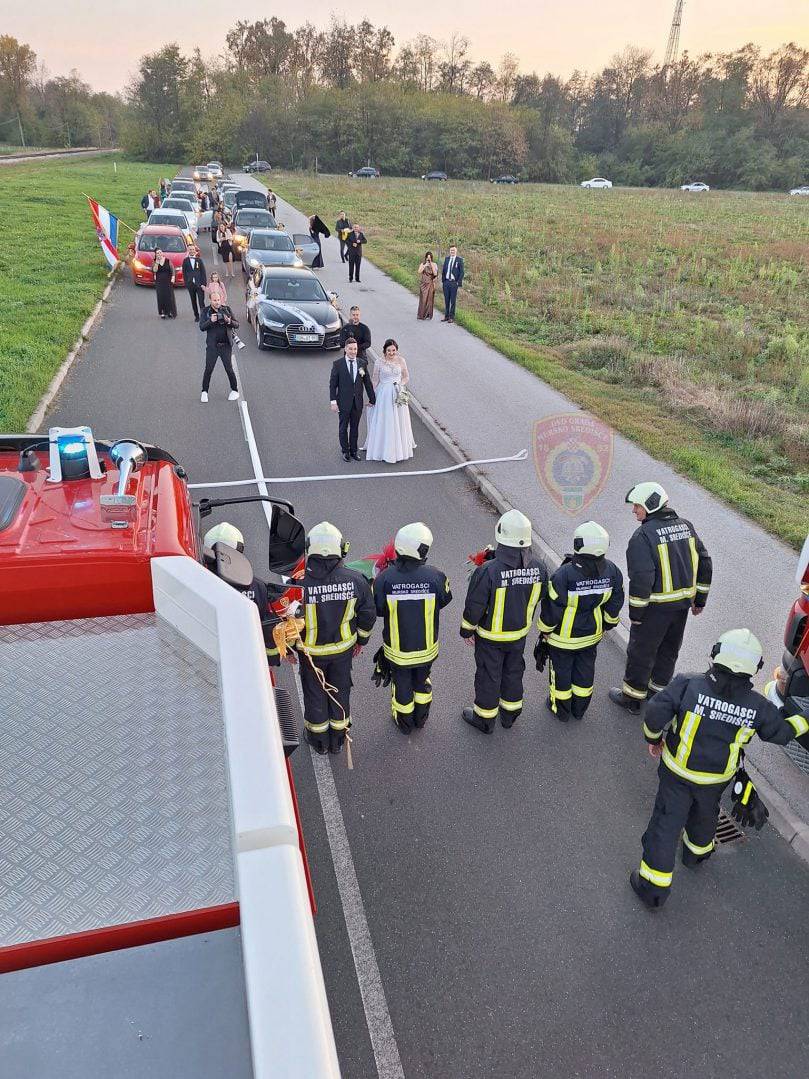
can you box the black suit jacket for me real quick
[347,231,367,254]
[200,305,239,352]
[441,255,464,287]
[339,321,371,358]
[330,354,376,412]
[182,255,207,289]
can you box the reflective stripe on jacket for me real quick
[374,558,452,666]
[626,507,711,616]
[537,554,624,650]
[461,545,548,646]
[298,557,376,658]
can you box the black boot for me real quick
[304,728,328,754]
[499,710,520,729]
[463,707,492,733]
[609,687,641,714]
[546,696,570,722]
[681,844,711,869]
[629,870,665,910]
[391,713,411,735]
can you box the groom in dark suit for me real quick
[441,244,464,322]
[329,337,376,461]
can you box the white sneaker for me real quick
[200,391,208,402]
[228,390,239,401]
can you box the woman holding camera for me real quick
[153,249,176,319]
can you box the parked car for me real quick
[235,189,269,211]
[222,191,238,215]
[291,233,322,268]
[491,175,519,184]
[244,160,271,173]
[789,185,809,196]
[161,196,199,230]
[581,177,613,189]
[170,179,198,196]
[681,181,710,192]
[422,170,448,181]
[192,165,210,182]
[243,229,304,273]
[351,166,379,179]
[251,267,343,351]
[206,161,224,179]
[129,225,189,286]
[232,208,277,258]
[147,208,196,241]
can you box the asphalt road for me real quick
[40,174,809,1078]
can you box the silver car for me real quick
[292,232,322,268]
[243,229,304,273]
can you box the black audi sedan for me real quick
[251,267,343,351]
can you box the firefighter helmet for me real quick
[203,521,244,552]
[710,629,764,676]
[573,521,609,557]
[495,509,532,548]
[625,482,668,513]
[394,522,433,560]
[306,521,346,558]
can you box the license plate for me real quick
[293,333,319,342]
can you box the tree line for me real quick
[2,22,807,189]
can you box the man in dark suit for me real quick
[182,245,208,320]
[347,225,367,283]
[336,211,351,262]
[338,305,371,358]
[441,244,464,322]
[329,337,376,461]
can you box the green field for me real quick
[0,157,175,431]
[272,172,809,547]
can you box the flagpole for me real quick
[82,192,138,233]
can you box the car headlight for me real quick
[249,258,261,268]
[264,319,285,330]
[325,319,340,331]
[132,258,147,271]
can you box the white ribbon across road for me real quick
[188,449,528,489]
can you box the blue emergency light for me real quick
[47,426,103,483]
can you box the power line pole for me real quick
[663,0,685,69]
[17,112,26,149]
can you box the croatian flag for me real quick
[86,196,120,269]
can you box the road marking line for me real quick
[237,372,404,1079]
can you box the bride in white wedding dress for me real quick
[363,338,416,463]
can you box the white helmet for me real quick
[625,482,668,514]
[394,522,433,560]
[204,521,244,551]
[573,521,609,557]
[711,629,764,676]
[307,521,345,558]
[495,509,532,548]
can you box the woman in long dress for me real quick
[364,338,416,464]
[417,251,438,319]
[153,249,176,318]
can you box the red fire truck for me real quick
[0,426,339,1078]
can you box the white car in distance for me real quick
[161,197,199,230]
[581,177,613,189]
[207,161,224,179]
[789,185,809,196]
[681,181,710,192]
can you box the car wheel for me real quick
[256,321,265,351]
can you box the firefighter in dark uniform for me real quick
[203,522,281,666]
[609,482,712,714]
[298,522,376,755]
[537,521,624,721]
[373,523,452,733]
[460,510,548,733]
[632,629,809,909]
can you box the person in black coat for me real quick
[182,245,208,320]
[338,305,371,358]
[329,337,376,461]
[336,212,351,262]
[441,244,464,322]
[308,214,330,268]
[199,297,239,402]
[347,225,366,282]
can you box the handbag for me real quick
[394,382,410,408]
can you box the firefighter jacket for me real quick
[626,507,711,620]
[643,667,809,786]
[235,577,279,661]
[298,555,376,658]
[373,556,452,667]
[537,553,624,650]
[461,545,548,647]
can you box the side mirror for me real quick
[214,543,254,588]
[269,505,306,574]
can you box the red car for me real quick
[770,536,809,752]
[129,224,189,286]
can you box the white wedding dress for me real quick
[363,358,416,463]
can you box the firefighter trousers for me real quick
[300,649,353,754]
[473,637,526,729]
[623,606,688,701]
[637,763,723,906]
[548,644,597,718]
[390,662,433,732]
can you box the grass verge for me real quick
[270,172,808,548]
[1,157,175,431]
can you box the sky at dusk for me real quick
[4,0,808,92]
